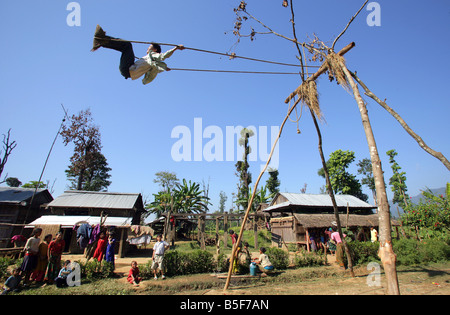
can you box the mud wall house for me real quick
[26,191,146,256]
[264,193,383,250]
[0,187,53,249]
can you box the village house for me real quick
[264,192,387,251]
[25,190,147,257]
[0,187,53,249]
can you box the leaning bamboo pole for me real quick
[224,42,356,291]
[223,98,301,291]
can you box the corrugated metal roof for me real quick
[47,191,141,210]
[0,187,48,204]
[25,215,132,228]
[265,193,376,212]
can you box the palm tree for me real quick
[174,179,210,214]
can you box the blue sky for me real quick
[1,0,449,216]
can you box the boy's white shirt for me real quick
[153,240,169,255]
[129,47,177,84]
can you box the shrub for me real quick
[393,238,450,266]
[294,249,326,267]
[164,250,214,276]
[265,247,289,269]
[77,260,115,281]
[0,257,14,281]
[347,241,380,265]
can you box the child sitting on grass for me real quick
[127,261,142,286]
[1,268,21,295]
[55,260,72,288]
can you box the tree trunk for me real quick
[310,109,354,277]
[340,61,400,295]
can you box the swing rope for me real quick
[94,36,321,69]
[170,68,306,75]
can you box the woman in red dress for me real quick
[93,232,107,262]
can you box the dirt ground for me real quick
[61,252,450,295]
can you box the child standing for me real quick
[105,233,116,269]
[93,232,107,262]
[152,234,169,280]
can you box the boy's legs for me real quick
[92,25,135,79]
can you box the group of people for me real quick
[2,228,68,294]
[308,226,379,269]
[229,230,274,277]
[126,234,169,287]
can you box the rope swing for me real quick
[95,36,320,75]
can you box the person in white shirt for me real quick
[370,226,378,242]
[253,247,274,276]
[91,25,185,85]
[20,228,42,285]
[152,234,169,280]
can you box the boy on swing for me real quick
[91,25,185,85]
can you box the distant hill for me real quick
[390,186,446,218]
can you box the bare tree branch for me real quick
[289,0,306,82]
[349,70,450,171]
[0,129,17,181]
[331,0,369,51]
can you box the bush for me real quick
[77,260,115,281]
[347,241,380,265]
[294,249,326,267]
[393,238,450,266]
[0,257,14,281]
[266,247,289,270]
[163,250,215,276]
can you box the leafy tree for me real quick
[147,179,209,217]
[357,158,376,204]
[6,177,22,187]
[235,128,254,211]
[401,184,449,237]
[218,191,228,213]
[22,181,47,189]
[318,149,368,202]
[61,109,111,191]
[66,151,111,191]
[147,190,173,218]
[386,149,409,209]
[265,168,280,199]
[174,179,209,214]
[153,171,179,193]
[236,185,270,213]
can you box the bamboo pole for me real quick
[223,98,300,291]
